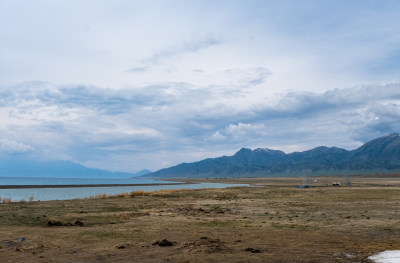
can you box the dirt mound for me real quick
[153,239,175,247]
[245,247,261,253]
[47,220,84,227]
[173,206,233,215]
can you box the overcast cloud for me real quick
[1,0,400,172]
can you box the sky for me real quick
[1,0,400,172]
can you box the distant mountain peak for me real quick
[133,169,152,177]
[234,147,284,155]
[235,147,252,153]
[254,148,281,153]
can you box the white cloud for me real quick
[225,123,268,138]
[0,139,35,153]
[210,131,226,141]
[207,123,269,144]
[142,36,222,65]
[92,126,162,140]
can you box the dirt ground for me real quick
[1,176,400,262]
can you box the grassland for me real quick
[1,175,400,262]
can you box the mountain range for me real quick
[0,158,150,178]
[147,133,400,178]
[1,133,399,179]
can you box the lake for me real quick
[0,177,248,201]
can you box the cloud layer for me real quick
[0,80,399,172]
[1,1,400,172]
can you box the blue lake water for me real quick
[0,177,248,201]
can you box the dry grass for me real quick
[0,176,399,262]
[81,189,195,200]
[0,197,11,204]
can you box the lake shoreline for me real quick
[0,181,192,189]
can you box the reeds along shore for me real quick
[0,196,34,204]
[87,188,192,199]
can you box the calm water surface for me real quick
[0,177,248,201]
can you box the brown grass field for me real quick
[1,175,400,262]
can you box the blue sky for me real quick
[0,0,400,172]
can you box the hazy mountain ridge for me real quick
[0,159,141,178]
[148,133,400,178]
